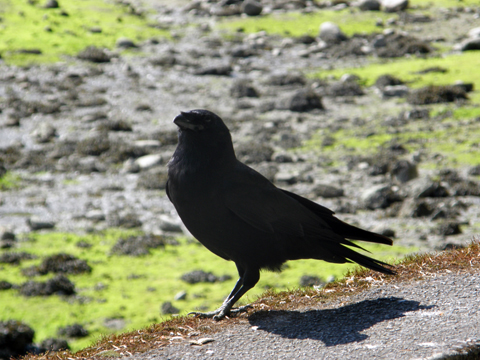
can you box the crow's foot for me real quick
[189,304,252,321]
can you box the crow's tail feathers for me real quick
[337,243,395,275]
[331,219,393,246]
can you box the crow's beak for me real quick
[173,112,205,131]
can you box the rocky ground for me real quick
[1,0,480,254]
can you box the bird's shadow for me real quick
[248,297,435,346]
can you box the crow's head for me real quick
[172,110,235,163]
[174,109,227,133]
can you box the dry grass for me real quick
[24,240,480,360]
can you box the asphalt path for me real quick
[126,271,480,359]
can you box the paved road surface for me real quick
[126,272,480,359]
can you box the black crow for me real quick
[167,109,394,320]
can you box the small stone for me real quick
[381,0,408,12]
[190,338,215,346]
[0,320,35,359]
[0,280,13,290]
[318,22,347,44]
[468,165,480,176]
[267,72,306,86]
[459,38,480,52]
[272,152,294,163]
[27,216,55,231]
[107,212,142,229]
[103,318,125,330]
[20,274,75,296]
[134,154,163,170]
[467,27,480,39]
[43,0,59,8]
[133,140,161,151]
[242,0,263,16]
[357,0,381,11]
[361,184,402,209]
[408,178,449,198]
[84,210,105,222]
[434,222,462,236]
[300,275,325,287]
[57,323,89,338]
[381,85,409,98]
[380,228,395,237]
[174,291,187,301]
[288,89,324,112]
[116,37,137,48]
[161,301,180,315]
[375,74,404,89]
[312,184,344,198]
[32,123,57,143]
[194,64,232,76]
[408,85,467,105]
[399,199,433,218]
[181,270,221,284]
[372,35,387,48]
[158,215,183,233]
[230,80,259,98]
[40,338,70,352]
[0,226,15,241]
[274,172,298,185]
[77,46,111,63]
[390,160,418,183]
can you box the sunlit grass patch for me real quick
[0,229,414,351]
[0,171,22,191]
[411,0,480,7]
[218,9,392,38]
[0,0,170,66]
[303,119,480,168]
[312,52,480,103]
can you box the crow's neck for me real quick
[169,137,236,174]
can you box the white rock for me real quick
[382,85,409,97]
[134,154,163,170]
[158,215,183,233]
[133,140,161,150]
[381,0,408,12]
[318,22,347,43]
[467,27,480,39]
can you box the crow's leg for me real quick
[189,266,259,321]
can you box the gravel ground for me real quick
[127,271,480,360]
[1,1,479,251]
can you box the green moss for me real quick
[0,0,170,66]
[304,119,480,168]
[218,9,391,38]
[451,106,480,120]
[218,0,480,38]
[0,171,21,191]
[0,229,415,351]
[312,52,480,103]
[412,0,480,7]
[62,179,81,186]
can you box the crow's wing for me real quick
[281,189,393,246]
[222,164,342,243]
